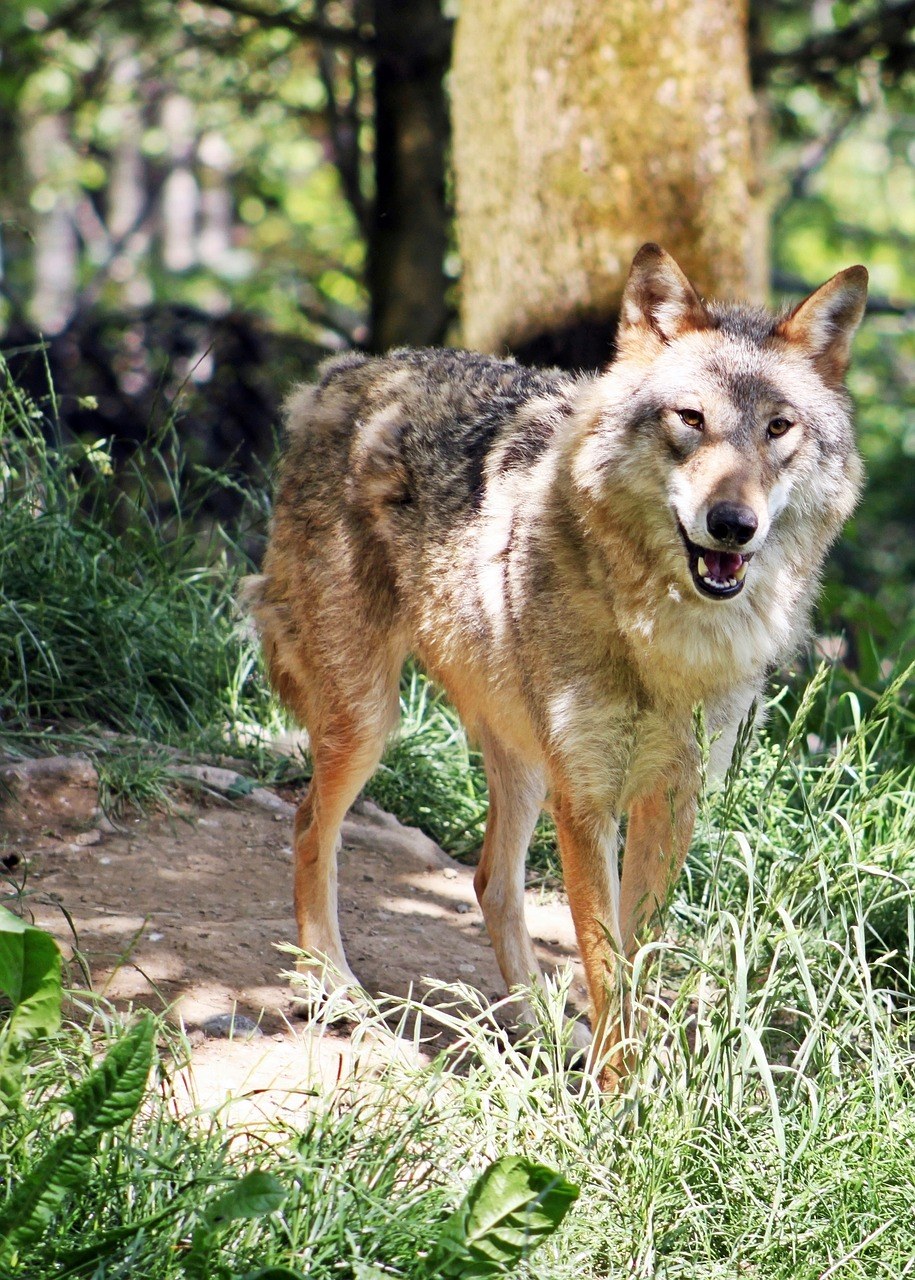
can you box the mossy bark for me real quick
[451,0,766,361]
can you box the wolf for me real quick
[244,244,867,1084]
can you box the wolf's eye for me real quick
[768,417,793,438]
[677,409,704,430]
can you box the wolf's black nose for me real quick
[706,502,758,545]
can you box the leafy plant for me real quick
[0,902,62,1105]
[184,1171,290,1280]
[428,1155,579,1278]
[0,1012,155,1269]
[0,350,284,811]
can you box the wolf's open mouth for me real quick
[677,524,751,600]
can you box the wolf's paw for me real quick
[288,954,365,1024]
[500,995,592,1064]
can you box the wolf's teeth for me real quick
[733,561,748,582]
[697,556,709,578]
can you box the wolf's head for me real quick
[573,245,867,611]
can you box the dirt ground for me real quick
[1,758,587,1116]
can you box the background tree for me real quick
[451,0,766,365]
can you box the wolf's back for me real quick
[279,349,582,540]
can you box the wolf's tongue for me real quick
[704,550,744,581]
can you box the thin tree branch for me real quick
[315,0,369,238]
[754,0,915,85]
[197,0,373,52]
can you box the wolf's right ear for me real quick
[775,265,868,386]
[616,244,709,356]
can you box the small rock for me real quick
[442,867,458,880]
[455,902,472,914]
[200,1013,264,1040]
[458,963,476,974]
[148,931,164,942]
[0,755,100,834]
[74,829,102,847]
[342,799,453,870]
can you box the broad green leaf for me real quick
[203,1171,287,1226]
[0,1133,83,1261]
[67,1012,155,1131]
[0,904,62,1045]
[184,1173,288,1280]
[0,1014,155,1262]
[429,1156,579,1278]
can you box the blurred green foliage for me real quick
[758,1,915,654]
[0,0,367,342]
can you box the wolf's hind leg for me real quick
[293,666,401,994]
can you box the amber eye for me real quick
[677,409,704,430]
[768,417,793,438]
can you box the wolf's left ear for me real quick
[775,266,868,386]
[617,244,710,355]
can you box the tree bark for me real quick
[451,0,767,365]
[368,0,452,351]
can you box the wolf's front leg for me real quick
[474,734,547,1006]
[618,760,700,962]
[474,733,590,1052]
[551,796,629,1085]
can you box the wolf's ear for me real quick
[775,266,868,386]
[616,244,709,355]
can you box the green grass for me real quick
[2,674,915,1277]
[0,349,280,807]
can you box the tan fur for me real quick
[246,246,867,1087]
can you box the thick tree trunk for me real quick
[451,0,766,365]
[368,0,452,352]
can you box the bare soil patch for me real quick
[2,758,586,1111]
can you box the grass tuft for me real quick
[0,349,279,800]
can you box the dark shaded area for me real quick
[751,0,915,94]
[510,315,620,375]
[2,307,327,541]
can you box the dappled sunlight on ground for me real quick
[13,789,587,1109]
